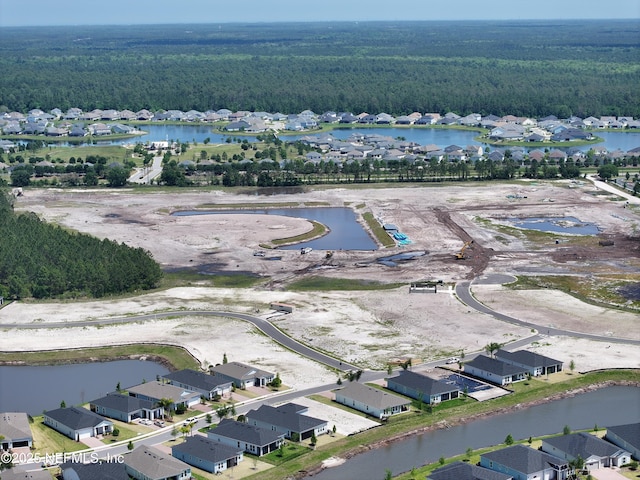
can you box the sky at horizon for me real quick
[1,0,639,27]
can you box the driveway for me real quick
[589,467,628,480]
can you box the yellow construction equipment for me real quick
[455,240,473,260]
[325,251,334,259]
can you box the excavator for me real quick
[455,240,473,260]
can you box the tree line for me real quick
[0,188,162,299]
[0,21,637,117]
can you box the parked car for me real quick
[446,357,460,364]
[154,420,165,427]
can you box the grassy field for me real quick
[287,276,405,291]
[363,211,396,248]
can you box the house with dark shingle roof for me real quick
[464,355,527,386]
[542,432,632,470]
[172,434,243,474]
[126,381,201,411]
[334,382,410,419]
[207,418,284,456]
[246,403,328,441]
[495,349,563,377]
[89,392,164,422]
[428,460,513,480]
[605,423,640,460]
[124,445,191,480]
[0,412,32,449]
[386,371,460,404]
[43,407,113,441]
[162,369,233,400]
[480,445,570,480]
[209,362,274,389]
[60,460,129,480]
[0,468,53,480]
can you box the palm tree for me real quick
[156,398,173,420]
[485,342,502,358]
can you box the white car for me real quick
[446,357,460,364]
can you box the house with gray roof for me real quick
[124,445,191,480]
[605,423,640,460]
[60,460,129,480]
[480,445,570,480]
[428,461,513,480]
[495,349,563,377]
[162,369,233,400]
[334,382,410,419]
[541,432,631,470]
[207,418,284,456]
[209,362,274,389]
[0,468,53,480]
[246,403,328,441]
[464,355,527,386]
[89,392,163,422]
[43,407,113,441]
[0,412,33,449]
[386,371,460,404]
[126,381,201,411]
[172,434,243,474]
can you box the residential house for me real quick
[605,423,640,460]
[126,381,201,411]
[0,412,33,449]
[0,468,54,480]
[246,403,328,441]
[480,445,570,480]
[124,445,191,480]
[60,461,129,480]
[162,369,233,400]
[463,355,527,386]
[172,434,243,474]
[334,382,410,419]
[89,392,164,422]
[428,461,513,480]
[386,371,460,404]
[207,418,285,457]
[494,349,563,377]
[43,407,113,441]
[224,120,251,132]
[541,432,632,470]
[209,362,274,389]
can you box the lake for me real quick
[0,360,169,415]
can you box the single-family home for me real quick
[480,445,570,480]
[124,445,191,480]
[126,381,201,411]
[494,349,563,377]
[428,460,513,480]
[43,407,113,441]
[0,412,33,449]
[386,371,460,404]
[208,418,285,456]
[60,460,129,480]
[464,355,527,386]
[541,432,632,470]
[334,382,410,419]
[162,369,233,400]
[209,362,274,389]
[0,468,54,480]
[172,434,243,474]
[246,403,328,441]
[89,392,164,422]
[605,423,640,460]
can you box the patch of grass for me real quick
[271,220,327,246]
[31,416,86,456]
[362,212,396,248]
[260,442,311,465]
[0,344,199,371]
[304,201,331,207]
[288,276,405,291]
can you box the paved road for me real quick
[455,281,640,346]
[128,155,163,184]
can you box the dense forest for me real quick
[0,20,638,117]
[0,188,162,299]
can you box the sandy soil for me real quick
[4,179,639,379]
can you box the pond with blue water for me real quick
[173,207,378,251]
[509,216,601,235]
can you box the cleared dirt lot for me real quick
[5,179,640,376]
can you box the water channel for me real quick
[310,386,640,480]
[173,207,378,251]
[0,360,169,415]
[66,125,639,152]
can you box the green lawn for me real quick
[260,442,311,466]
[31,416,86,456]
